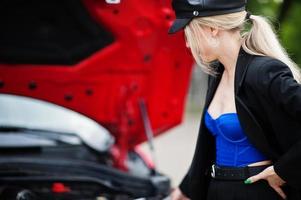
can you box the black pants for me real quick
[206,176,292,200]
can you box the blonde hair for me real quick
[184,11,301,83]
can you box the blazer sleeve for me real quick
[178,169,192,198]
[255,59,301,118]
[178,73,212,198]
[255,59,301,188]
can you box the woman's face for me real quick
[185,25,219,63]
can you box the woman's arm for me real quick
[173,73,213,199]
[254,59,301,188]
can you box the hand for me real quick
[170,187,190,200]
[244,165,287,199]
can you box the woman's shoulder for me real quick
[245,55,292,86]
[248,55,290,75]
[244,55,297,99]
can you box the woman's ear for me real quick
[210,27,219,37]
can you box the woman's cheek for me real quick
[200,48,214,62]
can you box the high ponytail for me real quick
[184,11,301,83]
[242,14,301,83]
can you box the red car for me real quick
[0,0,193,199]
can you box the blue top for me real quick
[204,109,267,167]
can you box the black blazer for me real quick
[179,46,301,200]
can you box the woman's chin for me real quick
[202,57,215,63]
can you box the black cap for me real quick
[168,0,247,34]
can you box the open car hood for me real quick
[0,0,194,149]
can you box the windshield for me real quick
[0,94,114,152]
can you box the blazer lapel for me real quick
[234,47,279,159]
[234,46,253,95]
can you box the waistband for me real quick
[210,164,272,181]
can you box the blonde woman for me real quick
[168,0,301,200]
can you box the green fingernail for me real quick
[244,179,252,184]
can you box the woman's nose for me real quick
[185,41,190,48]
[183,33,189,48]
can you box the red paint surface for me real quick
[0,0,194,169]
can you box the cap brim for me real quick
[168,18,191,34]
